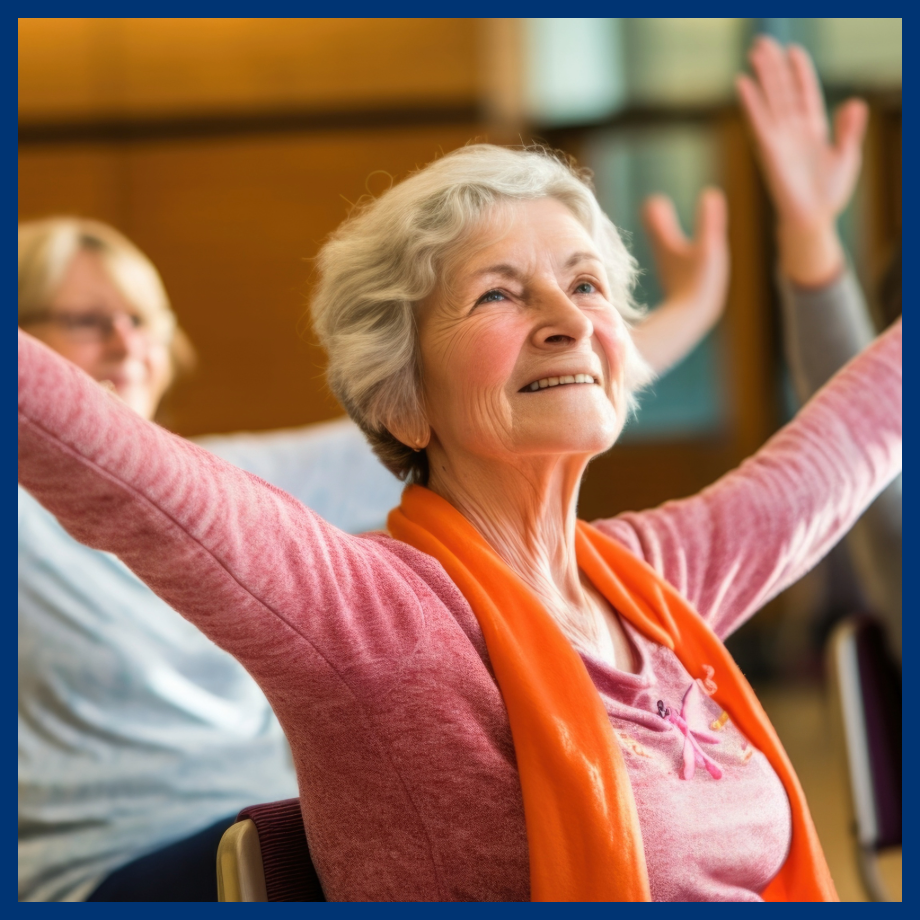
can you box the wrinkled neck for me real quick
[426,447,588,610]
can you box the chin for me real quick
[516,410,622,458]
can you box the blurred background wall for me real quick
[18,17,901,900]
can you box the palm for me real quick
[758,110,857,226]
[737,38,867,229]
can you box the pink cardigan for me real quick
[17,321,901,901]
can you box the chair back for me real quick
[216,797,326,902]
[827,615,901,900]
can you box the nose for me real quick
[104,314,145,359]
[530,283,594,349]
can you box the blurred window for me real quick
[584,124,728,441]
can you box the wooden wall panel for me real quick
[18,145,127,228]
[18,19,107,122]
[120,125,482,436]
[19,19,482,123]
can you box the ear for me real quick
[387,411,431,452]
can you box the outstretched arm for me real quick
[595,318,901,641]
[17,329,412,676]
[630,188,730,374]
[737,36,901,659]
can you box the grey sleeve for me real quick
[778,268,901,663]
[778,268,877,400]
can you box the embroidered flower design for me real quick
[657,683,723,780]
[697,664,718,696]
[710,710,730,732]
[615,730,652,759]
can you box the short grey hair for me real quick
[311,143,650,484]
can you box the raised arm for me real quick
[17,329,411,674]
[630,187,730,374]
[737,35,901,659]
[736,35,868,291]
[594,318,901,640]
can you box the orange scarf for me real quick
[388,485,837,902]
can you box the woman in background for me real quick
[18,204,726,902]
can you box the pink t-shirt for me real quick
[17,320,901,901]
[582,622,791,901]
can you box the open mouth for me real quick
[520,374,600,393]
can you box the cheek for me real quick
[592,312,630,377]
[425,315,520,415]
[50,338,107,379]
[144,343,173,392]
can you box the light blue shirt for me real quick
[18,417,404,901]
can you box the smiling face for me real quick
[416,197,635,475]
[25,249,173,420]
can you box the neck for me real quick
[426,443,612,657]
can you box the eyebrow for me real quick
[471,251,601,281]
[563,251,602,269]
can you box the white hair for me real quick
[311,143,651,483]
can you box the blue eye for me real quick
[477,289,506,305]
[574,282,596,294]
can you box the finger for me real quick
[788,43,828,135]
[833,98,869,159]
[695,187,728,250]
[642,194,687,254]
[749,34,800,121]
[736,73,773,141]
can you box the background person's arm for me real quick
[194,418,403,535]
[738,35,901,660]
[629,187,730,374]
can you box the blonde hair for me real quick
[312,144,651,483]
[18,216,195,377]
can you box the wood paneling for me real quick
[19,19,482,123]
[18,145,127,227]
[20,125,485,437]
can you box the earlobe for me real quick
[388,413,431,453]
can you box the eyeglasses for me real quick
[21,309,155,343]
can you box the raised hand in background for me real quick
[736,35,869,287]
[630,187,729,374]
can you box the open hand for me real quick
[736,35,868,285]
[631,188,729,374]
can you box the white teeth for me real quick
[524,375,598,391]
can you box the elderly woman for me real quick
[18,143,900,901]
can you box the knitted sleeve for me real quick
[778,268,902,660]
[593,319,901,640]
[17,329,424,682]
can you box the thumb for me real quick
[833,98,869,160]
[695,187,728,250]
[642,194,687,255]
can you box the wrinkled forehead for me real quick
[440,197,599,291]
